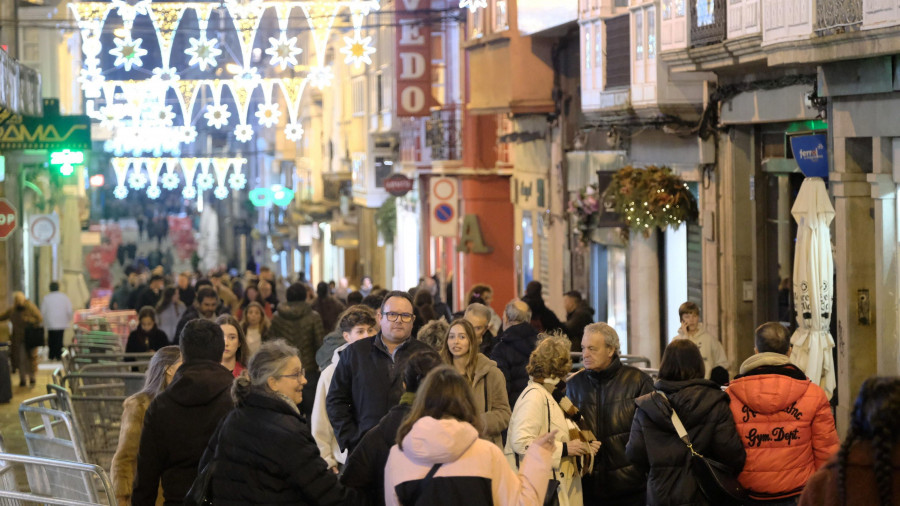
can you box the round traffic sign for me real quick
[0,198,17,240]
[30,215,58,245]
[435,203,454,223]
[433,179,455,200]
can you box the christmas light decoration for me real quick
[161,159,181,190]
[144,158,164,199]
[459,0,488,11]
[128,169,147,190]
[266,33,303,70]
[109,36,148,71]
[111,157,130,199]
[205,103,231,129]
[185,35,222,71]
[341,32,376,67]
[181,157,201,199]
[111,157,248,199]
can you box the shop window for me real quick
[494,0,510,32]
[470,7,485,39]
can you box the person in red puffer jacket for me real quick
[727,322,839,504]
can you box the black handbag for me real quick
[184,460,215,506]
[659,392,749,506]
[24,325,44,350]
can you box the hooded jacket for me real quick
[200,389,350,505]
[316,329,345,371]
[384,416,553,506]
[471,353,511,448]
[490,323,539,408]
[269,300,326,375]
[565,358,654,504]
[727,352,840,500]
[798,442,900,506]
[312,342,348,469]
[132,361,234,506]
[625,379,746,506]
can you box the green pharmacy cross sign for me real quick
[49,149,84,176]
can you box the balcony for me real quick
[426,107,463,162]
[727,0,762,39]
[864,0,900,29]
[816,0,862,35]
[690,0,727,46]
[761,0,813,46]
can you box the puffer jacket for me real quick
[566,358,654,504]
[269,301,325,375]
[471,353,511,448]
[384,416,553,506]
[727,352,840,500]
[625,379,746,506]
[490,323,539,408]
[200,389,350,505]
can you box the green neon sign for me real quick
[49,149,85,176]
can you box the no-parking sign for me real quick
[429,177,458,237]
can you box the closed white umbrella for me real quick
[790,177,836,399]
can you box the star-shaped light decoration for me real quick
[113,186,129,199]
[185,35,223,71]
[197,173,215,190]
[151,67,181,85]
[255,103,281,128]
[181,125,198,144]
[161,172,181,190]
[128,171,148,190]
[459,0,488,11]
[110,36,149,71]
[340,33,376,67]
[228,172,247,190]
[265,33,303,70]
[235,124,254,143]
[147,185,162,199]
[214,186,230,200]
[308,66,335,90]
[182,186,197,200]
[284,122,304,141]
[204,104,231,129]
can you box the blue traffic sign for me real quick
[435,203,454,223]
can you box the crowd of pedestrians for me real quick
[27,265,896,505]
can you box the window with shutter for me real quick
[605,15,631,88]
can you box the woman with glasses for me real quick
[440,319,510,448]
[199,339,352,504]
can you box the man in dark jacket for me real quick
[269,282,325,418]
[490,299,539,407]
[563,290,594,350]
[132,319,234,506]
[173,287,219,343]
[566,322,654,506]
[311,281,346,333]
[135,274,165,311]
[326,291,432,453]
[521,281,563,333]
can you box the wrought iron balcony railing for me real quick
[426,107,463,162]
[816,0,862,34]
[691,0,727,47]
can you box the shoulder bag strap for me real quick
[658,391,703,458]
[410,463,443,504]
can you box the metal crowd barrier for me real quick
[0,452,115,505]
[18,394,88,464]
[61,351,154,376]
[569,353,658,379]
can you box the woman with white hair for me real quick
[0,291,42,386]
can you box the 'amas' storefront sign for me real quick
[0,99,91,150]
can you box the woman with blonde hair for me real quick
[440,318,510,448]
[238,301,269,357]
[384,366,556,505]
[506,332,601,506]
[0,291,42,387]
[110,345,181,505]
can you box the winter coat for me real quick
[269,301,325,375]
[312,343,348,469]
[479,330,498,357]
[625,379,746,506]
[490,323,539,409]
[384,416,553,506]
[200,389,350,505]
[132,361,234,506]
[672,325,730,381]
[341,398,412,506]
[469,353,511,448]
[0,301,42,344]
[727,352,840,500]
[311,296,346,335]
[326,334,433,452]
[798,442,900,506]
[110,394,164,506]
[564,301,594,349]
[566,358,654,504]
[156,302,185,344]
[506,381,583,506]
[125,327,169,353]
[521,295,563,333]
[316,330,345,371]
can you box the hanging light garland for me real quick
[459,0,487,11]
[111,157,248,200]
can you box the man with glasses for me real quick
[326,290,432,453]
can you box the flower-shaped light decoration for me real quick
[255,103,281,128]
[128,171,148,190]
[236,66,262,86]
[228,172,247,190]
[110,36,149,71]
[182,185,197,200]
[155,105,176,126]
[147,185,162,199]
[459,0,488,11]
[197,173,215,190]
[185,35,223,71]
[161,172,180,190]
[111,0,151,25]
[265,33,303,70]
[113,186,129,199]
[340,33,376,67]
[214,186,229,200]
[235,124,254,143]
[98,105,121,130]
[181,125,198,144]
[308,66,335,90]
[151,66,181,85]
[204,104,231,129]
[78,67,104,98]
[284,122,304,141]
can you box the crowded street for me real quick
[0,0,897,504]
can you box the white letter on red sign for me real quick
[401,87,426,113]
[400,24,425,46]
[399,53,426,79]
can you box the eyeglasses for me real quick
[275,369,305,381]
[383,312,415,323]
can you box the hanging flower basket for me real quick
[605,165,698,238]
[567,183,602,246]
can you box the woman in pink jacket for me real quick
[384,365,557,506]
